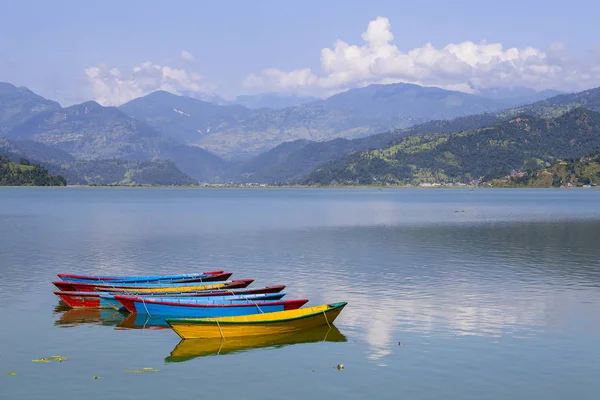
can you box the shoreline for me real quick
[1,184,596,189]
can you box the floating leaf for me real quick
[32,355,68,363]
[4,371,18,376]
[93,376,99,380]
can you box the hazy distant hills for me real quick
[120,90,393,159]
[477,87,564,103]
[1,79,599,186]
[1,96,226,183]
[235,93,320,109]
[319,83,506,120]
[0,138,199,185]
[120,83,555,159]
[502,86,600,118]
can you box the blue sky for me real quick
[1,0,598,105]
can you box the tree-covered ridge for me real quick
[501,86,600,119]
[492,153,600,187]
[0,155,66,186]
[53,159,199,186]
[303,108,600,186]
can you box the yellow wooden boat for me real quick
[165,325,347,362]
[108,282,232,294]
[166,302,347,339]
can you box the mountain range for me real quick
[1,79,599,186]
[119,83,561,159]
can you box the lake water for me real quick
[1,188,600,399]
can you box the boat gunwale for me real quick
[53,278,253,290]
[166,302,347,326]
[115,296,307,308]
[117,292,286,303]
[57,270,225,281]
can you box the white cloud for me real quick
[84,60,217,106]
[244,16,600,96]
[180,50,195,63]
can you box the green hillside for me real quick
[492,153,600,187]
[503,86,600,119]
[54,159,199,186]
[0,156,66,186]
[303,108,600,186]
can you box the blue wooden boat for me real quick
[115,296,308,317]
[58,271,230,284]
[131,292,286,304]
[100,295,126,310]
[102,292,286,311]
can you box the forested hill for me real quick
[303,108,600,186]
[492,152,600,187]
[0,156,66,186]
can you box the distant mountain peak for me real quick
[0,81,62,133]
[68,100,102,109]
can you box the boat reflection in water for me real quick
[116,313,174,330]
[54,307,128,328]
[165,325,347,363]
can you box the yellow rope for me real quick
[216,321,225,340]
[322,310,331,328]
[141,297,151,316]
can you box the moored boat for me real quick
[55,291,118,309]
[55,285,287,309]
[166,302,347,339]
[165,325,347,362]
[57,270,227,283]
[53,279,254,293]
[125,292,286,304]
[115,296,308,317]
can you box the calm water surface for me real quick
[1,188,600,399]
